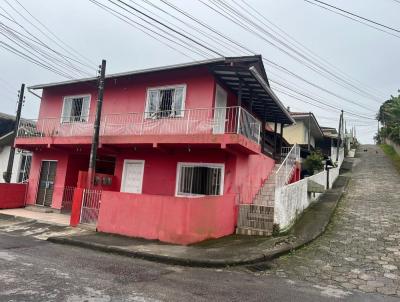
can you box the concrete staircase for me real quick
[236,164,280,236]
[236,159,300,236]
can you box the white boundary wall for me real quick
[274,148,345,231]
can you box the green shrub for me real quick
[303,151,324,175]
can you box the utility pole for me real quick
[336,110,343,162]
[87,60,106,188]
[3,84,25,183]
[308,112,311,151]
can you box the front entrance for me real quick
[36,160,57,207]
[121,160,145,193]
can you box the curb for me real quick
[47,174,351,268]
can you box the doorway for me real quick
[36,161,57,207]
[120,160,145,194]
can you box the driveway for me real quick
[268,145,400,297]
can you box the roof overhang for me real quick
[291,113,324,139]
[211,65,294,125]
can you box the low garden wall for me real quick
[274,148,344,231]
[97,192,236,245]
[0,183,27,209]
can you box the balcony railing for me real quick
[17,106,261,144]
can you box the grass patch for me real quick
[380,144,400,172]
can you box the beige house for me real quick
[281,112,324,151]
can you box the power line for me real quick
[111,0,378,119]
[112,0,223,57]
[1,0,96,72]
[239,0,387,99]
[309,0,400,33]
[204,0,382,107]
[89,0,200,60]
[0,7,94,78]
[304,0,400,39]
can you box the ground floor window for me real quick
[176,163,224,196]
[18,152,32,183]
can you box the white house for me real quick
[0,113,31,183]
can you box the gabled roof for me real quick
[29,55,294,125]
[289,112,324,139]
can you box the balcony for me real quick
[16,106,262,154]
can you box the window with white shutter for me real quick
[145,85,186,118]
[61,95,90,123]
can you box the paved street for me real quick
[267,145,400,297]
[0,230,395,302]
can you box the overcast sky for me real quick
[0,0,399,143]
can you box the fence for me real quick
[61,186,75,212]
[80,189,102,225]
[17,106,261,144]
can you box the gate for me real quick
[80,189,102,225]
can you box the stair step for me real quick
[236,227,272,237]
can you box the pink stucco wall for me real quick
[97,191,236,245]
[39,66,217,120]
[112,148,274,203]
[234,152,275,204]
[26,150,81,209]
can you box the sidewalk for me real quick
[47,160,353,268]
[0,208,70,226]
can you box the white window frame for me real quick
[120,159,145,194]
[144,84,186,119]
[175,162,225,197]
[61,94,91,123]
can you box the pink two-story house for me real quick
[15,55,294,244]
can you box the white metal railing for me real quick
[17,106,261,144]
[275,144,300,189]
[280,146,292,158]
[80,188,102,225]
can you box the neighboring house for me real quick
[281,112,324,156]
[0,113,32,183]
[15,55,297,244]
[317,126,339,160]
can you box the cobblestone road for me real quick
[269,145,400,297]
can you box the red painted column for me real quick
[70,188,84,227]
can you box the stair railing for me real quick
[275,144,300,189]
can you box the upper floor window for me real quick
[61,95,90,123]
[145,85,186,119]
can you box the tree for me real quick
[377,92,400,145]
